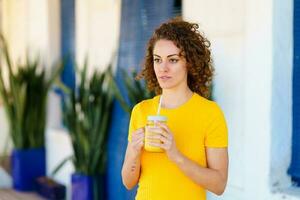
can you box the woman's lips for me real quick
[159,76,171,81]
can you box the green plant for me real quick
[112,68,155,113]
[61,61,115,176]
[0,35,64,149]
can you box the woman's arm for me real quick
[147,123,228,195]
[173,147,228,195]
[121,128,144,190]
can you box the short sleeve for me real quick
[204,103,228,147]
[128,104,140,142]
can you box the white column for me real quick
[243,0,273,199]
[2,0,28,62]
[75,0,121,75]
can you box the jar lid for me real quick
[147,115,167,122]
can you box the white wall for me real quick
[184,0,299,199]
[45,0,62,130]
[243,0,273,199]
[270,0,293,191]
[1,0,52,62]
[76,0,121,75]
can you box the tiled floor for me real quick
[0,189,45,200]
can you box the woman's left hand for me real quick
[146,122,182,162]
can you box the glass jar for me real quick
[144,115,167,152]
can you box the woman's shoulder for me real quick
[131,95,159,113]
[193,93,224,116]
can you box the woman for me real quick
[121,18,228,200]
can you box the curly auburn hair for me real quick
[138,18,214,98]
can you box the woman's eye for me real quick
[153,58,161,63]
[169,59,179,63]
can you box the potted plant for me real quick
[60,61,115,200]
[0,35,64,191]
[112,68,155,113]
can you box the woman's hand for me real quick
[128,128,145,158]
[122,127,144,190]
[146,122,182,162]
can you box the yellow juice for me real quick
[144,115,167,153]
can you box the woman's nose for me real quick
[159,61,168,72]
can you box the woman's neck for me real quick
[161,87,193,109]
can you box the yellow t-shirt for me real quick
[128,93,228,200]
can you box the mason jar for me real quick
[144,115,168,152]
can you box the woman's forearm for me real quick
[173,153,227,195]
[121,148,141,190]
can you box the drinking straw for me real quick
[157,94,163,116]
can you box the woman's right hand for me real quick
[128,127,145,157]
[122,127,145,189]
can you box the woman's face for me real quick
[153,39,188,91]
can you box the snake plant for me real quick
[0,34,64,150]
[62,61,115,176]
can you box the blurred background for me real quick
[0,0,299,200]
